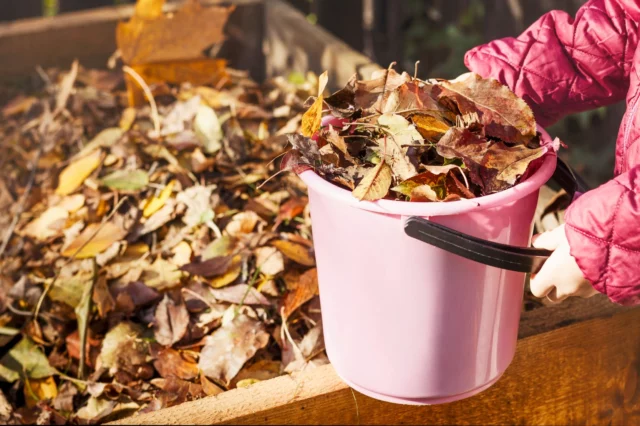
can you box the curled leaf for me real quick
[352,161,392,201]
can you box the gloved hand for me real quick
[530,224,598,303]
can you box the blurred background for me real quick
[0,0,621,188]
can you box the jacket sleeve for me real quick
[464,0,640,127]
[564,163,640,305]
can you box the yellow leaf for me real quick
[209,255,242,288]
[126,59,228,107]
[300,71,328,137]
[119,107,137,131]
[412,113,450,140]
[272,240,316,266]
[135,0,165,19]
[236,378,261,388]
[62,222,126,258]
[143,180,175,218]
[55,150,102,196]
[24,376,58,409]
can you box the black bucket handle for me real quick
[403,156,589,274]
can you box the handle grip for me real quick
[403,157,587,273]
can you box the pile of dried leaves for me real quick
[0,1,329,422]
[286,69,559,202]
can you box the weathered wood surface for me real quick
[110,307,640,425]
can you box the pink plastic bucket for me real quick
[298,129,558,405]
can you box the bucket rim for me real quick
[298,127,557,217]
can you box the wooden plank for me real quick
[111,307,640,425]
[264,0,381,89]
[518,294,628,338]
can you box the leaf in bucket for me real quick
[56,150,102,196]
[435,73,536,143]
[377,114,420,181]
[411,113,451,141]
[352,160,392,201]
[101,169,149,191]
[300,71,328,137]
[62,222,127,258]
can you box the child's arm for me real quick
[464,0,639,127]
[465,0,640,305]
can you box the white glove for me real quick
[530,225,598,303]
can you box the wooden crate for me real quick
[1,2,638,424]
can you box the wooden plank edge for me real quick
[110,307,640,425]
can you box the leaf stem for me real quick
[122,65,160,136]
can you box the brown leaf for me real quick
[271,240,315,266]
[209,284,270,305]
[352,161,392,201]
[116,1,235,66]
[254,246,284,277]
[198,315,270,385]
[181,256,232,278]
[154,293,190,347]
[282,268,319,318]
[208,255,242,288]
[152,347,199,380]
[435,73,536,143]
[354,68,411,113]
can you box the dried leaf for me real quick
[62,222,127,258]
[352,161,392,201]
[75,128,124,159]
[435,73,536,143]
[24,376,58,409]
[255,246,284,276]
[225,211,261,237]
[142,258,184,291]
[272,240,315,266]
[208,255,242,288]
[300,71,328,137]
[177,185,215,228]
[116,1,235,65]
[143,180,175,217]
[0,338,58,382]
[55,150,102,196]
[198,315,269,385]
[194,104,223,154]
[101,169,149,191]
[411,113,451,140]
[55,60,79,114]
[181,256,232,278]
[282,268,319,318]
[152,347,199,380]
[22,206,68,241]
[97,322,147,375]
[377,113,420,180]
[209,284,270,305]
[154,294,189,347]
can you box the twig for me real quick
[122,65,160,136]
[0,129,47,259]
[33,197,130,320]
[77,259,98,380]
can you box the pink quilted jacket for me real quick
[465,0,640,305]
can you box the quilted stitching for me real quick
[465,0,640,304]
